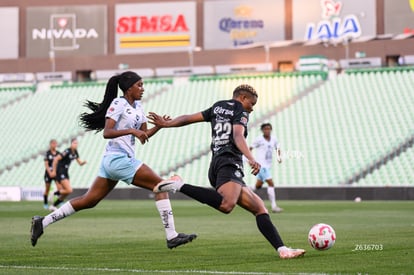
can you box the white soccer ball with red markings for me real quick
[308,223,336,250]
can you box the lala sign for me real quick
[305,0,361,41]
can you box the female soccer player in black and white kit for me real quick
[31,71,196,249]
[48,138,86,211]
[43,139,60,209]
[149,84,305,259]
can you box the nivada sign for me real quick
[115,2,196,54]
[204,0,285,50]
[26,5,107,58]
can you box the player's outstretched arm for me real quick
[233,124,260,175]
[148,112,204,128]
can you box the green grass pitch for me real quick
[0,200,413,274]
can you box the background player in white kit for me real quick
[250,123,283,213]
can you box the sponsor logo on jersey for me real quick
[214,106,234,116]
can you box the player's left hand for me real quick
[248,160,261,175]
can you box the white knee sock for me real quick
[267,186,277,209]
[155,199,178,240]
[42,202,75,229]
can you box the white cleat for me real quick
[272,207,284,213]
[153,175,184,193]
[279,248,306,259]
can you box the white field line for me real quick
[0,265,327,275]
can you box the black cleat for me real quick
[31,216,44,247]
[167,233,197,249]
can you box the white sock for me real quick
[42,202,75,229]
[277,246,288,253]
[267,186,277,209]
[155,199,178,240]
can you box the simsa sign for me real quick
[204,0,285,50]
[115,2,196,54]
[26,5,107,58]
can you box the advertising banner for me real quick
[292,0,376,43]
[384,0,414,35]
[204,0,285,50]
[0,7,19,59]
[115,2,196,54]
[26,5,107,58]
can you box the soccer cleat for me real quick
[43,204,49,210]
[167,233,197,249]
[153,175,184,193]
[279,248,306,259]
[48,205,58,211]
[30,216,44,247]
[272,207,284,213]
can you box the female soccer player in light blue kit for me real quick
[31,71,196,249]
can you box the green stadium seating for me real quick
[0,73,322,188]
[242,69,414,186]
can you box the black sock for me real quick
[43,195,48,204]
[180,184,223,210]
[256,213,284,250]
[54,191,60,196]
[53,198,63,207]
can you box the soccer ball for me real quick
[308,223,336,250]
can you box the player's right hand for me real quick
[133,129,149,144]
[248,160,261,175]
[147,112,170,128]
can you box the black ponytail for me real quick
[79,75,120,132]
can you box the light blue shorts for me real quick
[256,167,272,182]
[98,154,143,184]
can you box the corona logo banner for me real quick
[26,5,107,58]
[204,0,284,50]
[292,0,376,42]
[115,2,196,54]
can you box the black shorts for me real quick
[208,153,246,189]
[44,171,57,183]
[56,168,69,182]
